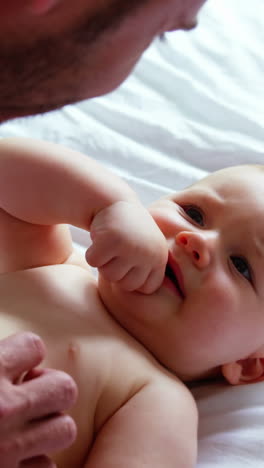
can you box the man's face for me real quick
[0,0,206,119]
[99,166,264,381]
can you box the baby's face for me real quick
[100,166,264,381]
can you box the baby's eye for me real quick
[182,205,204,226]
[230,255,252,282]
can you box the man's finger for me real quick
[19,369,78,421]
[22,414,77,460]
[0,333,45,381]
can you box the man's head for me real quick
[0,0,206,121]
[99,164,264,385]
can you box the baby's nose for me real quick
[176,231,212,269]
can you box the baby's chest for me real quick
[0,266,157,465]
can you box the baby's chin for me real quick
[97,275,151,319]
[97,275,151,338]
[97,276,221,382]
[97,275,122,320]
[98,275,132,317]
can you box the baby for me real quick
[0,137,263,468]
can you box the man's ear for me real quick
[222,348,264,385]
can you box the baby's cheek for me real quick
[149,202,179,236]
[209,272,237,310]
[202,273,241,341]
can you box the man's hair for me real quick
[0,0,147,119]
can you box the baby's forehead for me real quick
[169,166,264,202]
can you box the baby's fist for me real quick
[86,201,168,294]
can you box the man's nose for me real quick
[175,231,216,269]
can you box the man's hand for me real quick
[86,201,168,294]
[0,332,78,468]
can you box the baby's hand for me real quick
[86,201,168,294]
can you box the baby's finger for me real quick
[85,244,114,268]
[98,257,130,282]
[117,266,149,292]
[137,267,165,295]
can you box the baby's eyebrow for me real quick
[182,187,224,208]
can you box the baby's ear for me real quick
[221,348,264,385]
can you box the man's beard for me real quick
[0,0,147,118]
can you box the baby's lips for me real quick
[167,252,186,298]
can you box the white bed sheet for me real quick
[1,0,264,466]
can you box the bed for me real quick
[1,0,264,465]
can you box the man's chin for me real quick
[0,101,68,121]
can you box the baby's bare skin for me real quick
[0,255,196,467]
[1,139,263,466]
[0,138,198,467]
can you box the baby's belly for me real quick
[0,264,109,467]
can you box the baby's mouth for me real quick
[164,255,185,299]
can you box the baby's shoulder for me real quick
[93,344,198,462]
[0,262,97,321]
[93,324,194,431]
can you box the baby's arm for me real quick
[0,138,137,228]
[0,138,167,291]
[85,377,198,468]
